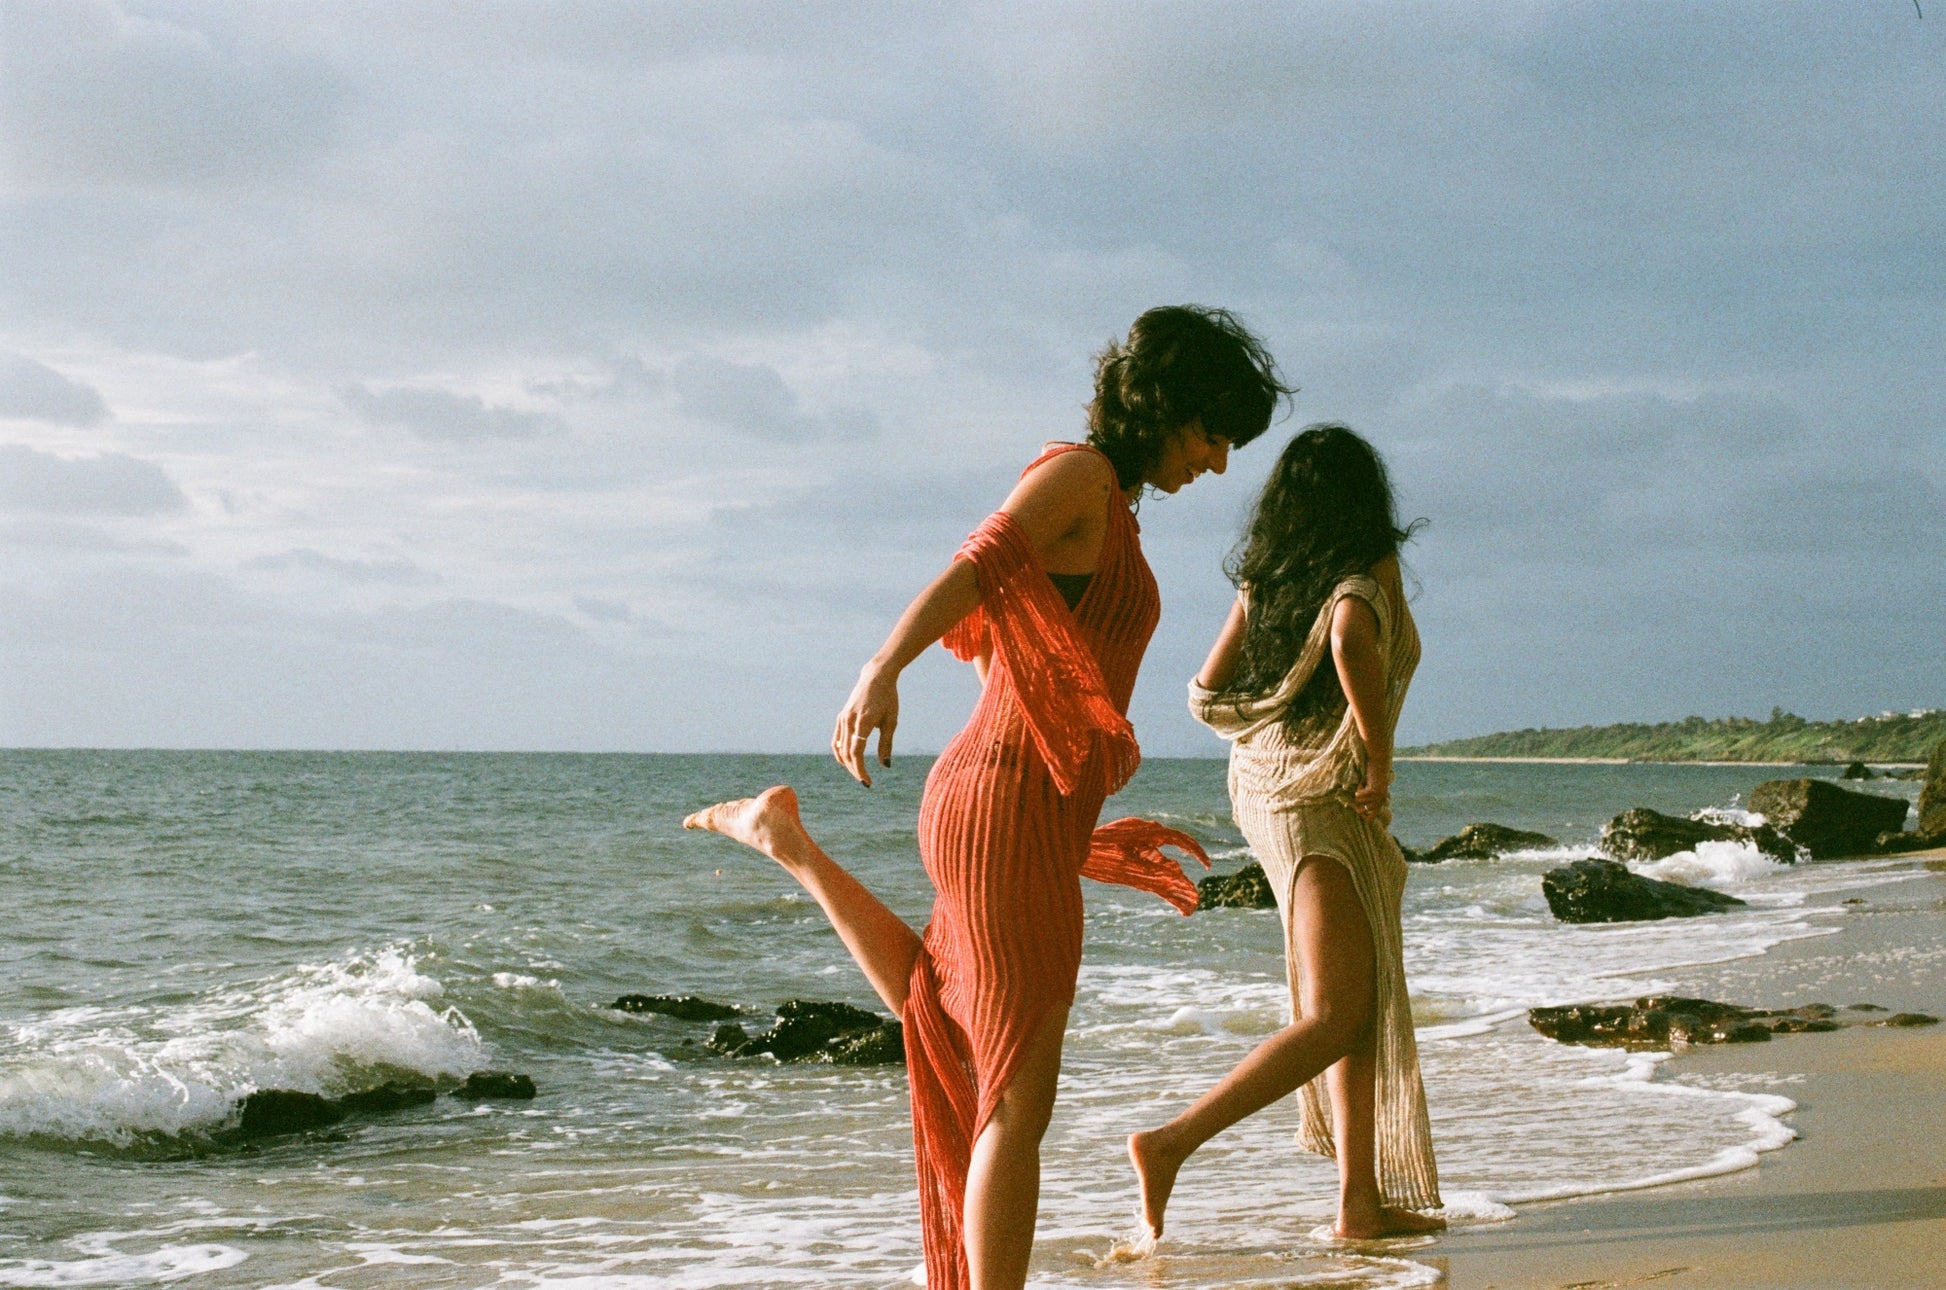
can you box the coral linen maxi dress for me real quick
[1187,573,1441,1213]
[906,444,1209,1290]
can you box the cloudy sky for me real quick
[2,1,1941,755]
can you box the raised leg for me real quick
[684,786,922,1013]
[964,1002,1068,1290]
[1127,854,1374,1240]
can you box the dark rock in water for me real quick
[709,1000,905,1065]
[1395,838,1422,864]
[1921,739,1946,837]
[1767,1016,1841,1034]
[237,1090,344,1137]
[1748,779,1911,859]
[1870,829,1946,855]
[1599,808,1796,865]
[337,1082,437,1116]
[825,1023,906,1064]
[610,994,739,1021]
[1840,761,1873,780]
[1530,995,1885,1049]
[1196,862,1276,909]
[454,1071,537,1100]
[1542,859,1746,923]
[1878,1013,1940,1028]
[1418,823,1559,863]
[1846,1002,1889,1012]
[708,1022,753,1057]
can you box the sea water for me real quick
[0,751,1930,1288]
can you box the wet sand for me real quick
[1432,852,1946,1289]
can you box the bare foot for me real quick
[683,786,812,871]
[1127,1128,1185,1242]
[1334,1203,1446,1240]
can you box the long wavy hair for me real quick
[1218,423,1424,725]
[1086,305,1293,490]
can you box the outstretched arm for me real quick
[1329,596,1390,822]
[832,449,1117,785]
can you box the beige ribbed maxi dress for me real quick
[1187,572,1441,1212]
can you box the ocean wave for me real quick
[0,946,484,1147]
[1629,839,1793,890]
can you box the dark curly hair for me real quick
[1218,423,1425,726]
[1086,305,1293,490]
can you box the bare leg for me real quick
[1127,855,1374,1240]
[1326,1034,1443,1238]
[684,786,922,1013]
[965,1002,1068,1290]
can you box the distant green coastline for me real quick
[1402,708,1946,764]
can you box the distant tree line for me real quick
[1403,708,1946,763]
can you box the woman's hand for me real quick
[833,662,899,787]
[1353,756,1392,824]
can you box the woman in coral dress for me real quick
[1127,423,1445,1243]
[685,306,1288,1290]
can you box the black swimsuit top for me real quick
[1048,571,1093,611]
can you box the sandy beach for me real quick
[1433,851,1946,1289]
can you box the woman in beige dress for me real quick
[1128,423,1444,1242]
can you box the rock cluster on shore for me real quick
[1921,738,1946,837]
[609,993,740,1021]
[1196,862,1277,909]
[1746,778,1910,858]
[609,994,905,1065]
[708,999,904,1064]
[1542,858,1746,923]
[1412,822,1559,863]
[1529,995,1938,1049]
[232,1069,534,1141]
[1598,807,1796,864]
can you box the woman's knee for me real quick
[1291,856,1377,1049]
[988,1008,1067,1143]
[1297,988,1372,1056]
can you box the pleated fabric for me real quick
[1187,574,1442,1213]
[906,444,1210,1290]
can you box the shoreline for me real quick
[1430,855,1946,1288]
[1398,755,1926,768]
[1434,1028,1946,1289]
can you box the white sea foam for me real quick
[0,946,484,1145]
[1696,806,1766,828]
[0,1236,246,1286]
[1631,839,1791,889]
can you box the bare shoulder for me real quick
[1330,592,1380,651]
[1025,443,1114,485]
[1013,444,1115,506]
[1369,554,1410,624]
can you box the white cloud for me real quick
[0,354,111,425]
[0,444,185,515]
[0,0,344,189]
[337,384,564,441]
[243,548,435,585]
[573,595,631,623]
[671,356,877,442]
